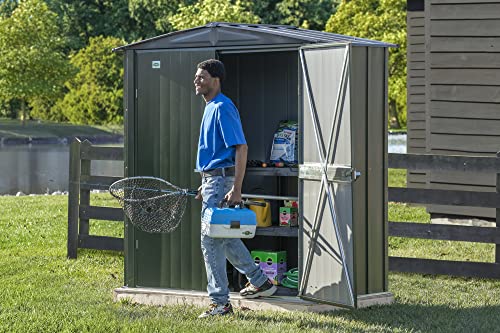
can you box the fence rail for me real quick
[67,138,124,259]
[388,152,500,279]
[66,142,500,279]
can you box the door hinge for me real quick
[299,163,361,183]
[135,239,139,249]
[135,89,138,99]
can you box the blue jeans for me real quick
[200,175,268,305]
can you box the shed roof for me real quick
[114,22,396,51]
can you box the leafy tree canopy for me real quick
[0,0,73,120]
[45,0,148,51]
[253,0,338,30]
[170,0,260,31]
[128,0,196,35]
[0,0,17,18]
[130,0,338,34]
[326,0,407,128]
[52,36,125,125]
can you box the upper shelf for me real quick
[246,167,298,177]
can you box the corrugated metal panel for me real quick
[299,44,355,307]
[114,23,395,52]
[131,49,214,289]
[351,46,388,295]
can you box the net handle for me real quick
[220,199,267,208]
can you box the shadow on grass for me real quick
[239,302,500,332]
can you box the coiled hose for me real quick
[281,268,298,289]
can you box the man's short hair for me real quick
[197,59,225,83]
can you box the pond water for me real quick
[388,133,407,154]
[0,144,123,195]
[0,134,406,195]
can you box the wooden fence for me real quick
[388,153,500,279]
[65,141,500,278]
[67,139,124,259]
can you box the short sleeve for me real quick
[216,105,247,148]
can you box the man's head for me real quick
[194,59,225,99]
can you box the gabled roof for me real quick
[114,22,396,51]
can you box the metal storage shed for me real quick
[406,0,500,219]
[114,22,394,309]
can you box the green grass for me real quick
[387,169,495,263]
[0,118,123,138]
[1,174,500,332]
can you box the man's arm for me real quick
[225,143,247,204]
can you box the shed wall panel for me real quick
[132,49,214,290]
[365,47,386,293]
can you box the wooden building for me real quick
[406,0,500,218]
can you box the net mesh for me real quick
[109,177,190,233]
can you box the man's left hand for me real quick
[224,187,242,206]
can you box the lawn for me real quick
[1,171,499,332]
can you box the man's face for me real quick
[194,68,218,96]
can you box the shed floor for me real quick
[113,287,394,313]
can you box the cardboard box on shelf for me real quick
[251,250,287,285]
[279,207,298,227]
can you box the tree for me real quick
[170,0,260,31]
[45,0,149,51]
[128,0,195,35]
[0,0,17,18]
[52,36,125,125]
[0,0,73,123]
[325,0,407,128]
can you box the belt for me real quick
[200,166,235,177]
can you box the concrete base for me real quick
[113,287,394,312]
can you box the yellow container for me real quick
[249,199,272,227]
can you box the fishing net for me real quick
[109,176,197,233]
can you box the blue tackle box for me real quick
[202,207,257,238]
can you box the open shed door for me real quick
[298,44,358,308]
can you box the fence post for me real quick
[496,152,500,264]
[67,138,81,259]
[79,140,92,236]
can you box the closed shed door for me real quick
[298,44,357,308]
[132,49,214,289]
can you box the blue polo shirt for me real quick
[196,93,246,171]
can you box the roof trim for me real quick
[113,22,396,52]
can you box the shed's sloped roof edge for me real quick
[113,22,396,52]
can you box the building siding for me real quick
[407,0,500,218]
[407,9,428,188]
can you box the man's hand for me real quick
[224,186,242,206]
[195,184,203,200]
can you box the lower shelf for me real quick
[255,226,298,237]
[274,285,298,297]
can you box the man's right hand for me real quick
[195,184,203,200]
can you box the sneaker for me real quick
[198,302,233,318]
[239,279,277,299]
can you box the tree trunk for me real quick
[388,99,401,129]
[19,100,26,126]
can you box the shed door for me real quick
[298,44,358,308]
[133,49,215,289]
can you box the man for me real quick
[194,59,276,318]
